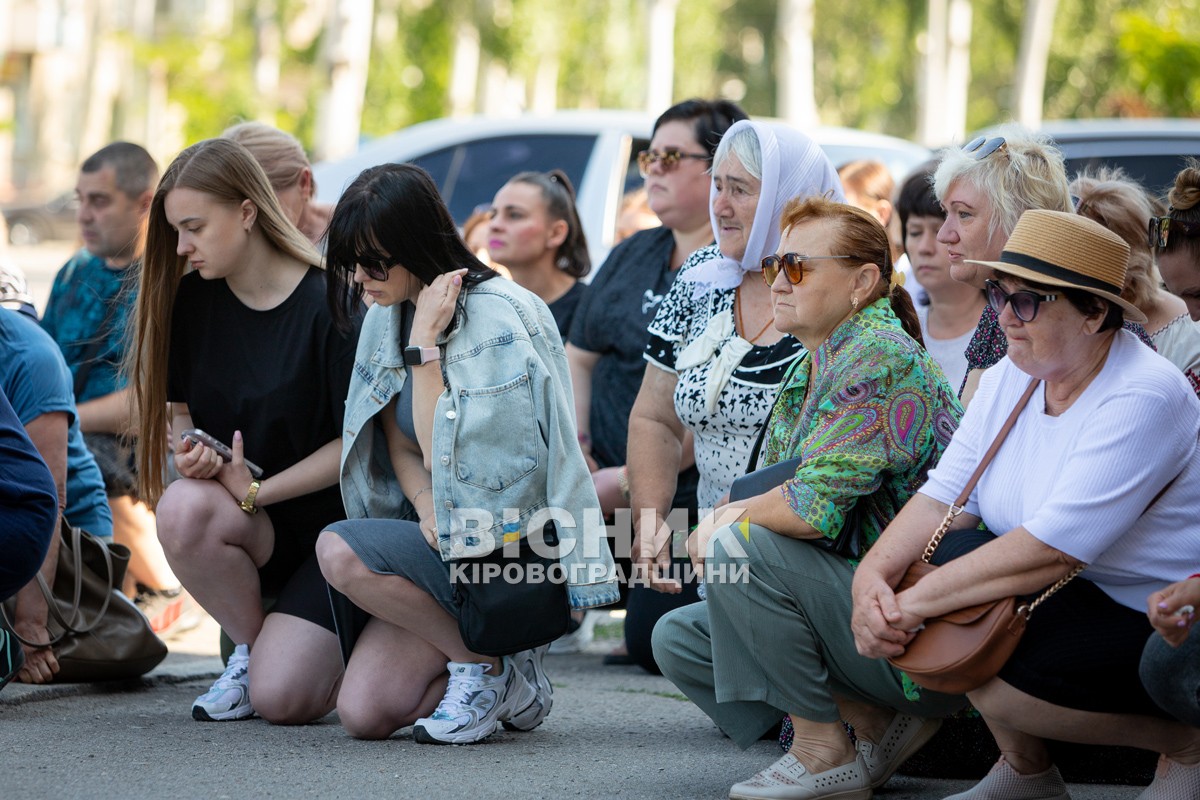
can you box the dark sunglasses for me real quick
[356,258,394,282]
[963,136,1007,161]
[761,253,853,286]
[985,279,1057,322]
[1148,215,1200,251]
[637,148,709,178]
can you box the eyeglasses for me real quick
[963,136,1007,161]
[636,148,709,178]
[1148,215,1200,251]
[761,253,854,286]
[985,279,1057,322]
[356,258,394,282]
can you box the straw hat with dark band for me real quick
[966,208,1146,323]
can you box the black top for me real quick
[168,267,360,582]
[568,226,700,511]
[548,280,588,341]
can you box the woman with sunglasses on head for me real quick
[486,169,589,339]
[566,98,746,666]
[1154,160,1200,323]
[315,163,618,743]
[652,196,964,800]
[129,138,361,724]
[627,120,842,599]
[853,210,1200,800]
[1072,168,1200,394]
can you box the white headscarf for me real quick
[680,120,844,298]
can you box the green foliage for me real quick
[1112,3,1200,117]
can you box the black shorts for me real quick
[268,553,335,633]
[83,433,138,500]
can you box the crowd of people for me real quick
[2,103,1200,799]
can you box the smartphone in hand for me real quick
[180,428,264,479]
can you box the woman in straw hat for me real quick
[852,209,1200,799]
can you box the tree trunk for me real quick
[1013,0,1057,129]
[449,17,481,117]
[645,0,678,113]
[316,0,374,161]
[254,0,282,124]
[942,0,972,144]
[776,0,817,128]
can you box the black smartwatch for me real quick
[404,345,440,366]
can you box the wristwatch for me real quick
[404,345,441,367]
[239,479,261,515]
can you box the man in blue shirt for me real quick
[40,143,194,634]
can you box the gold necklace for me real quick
[735,285,774,344]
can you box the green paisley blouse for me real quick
[760,298,963,556]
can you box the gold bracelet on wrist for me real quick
[239,479,261,515]
[411,486,434,504]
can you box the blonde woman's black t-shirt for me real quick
[168,267,361,590]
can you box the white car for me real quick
[314,110,931,266]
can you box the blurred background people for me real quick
[486,169,590,339]
[896,161,985,390]
[460,207,507,277]
[1072,167,1200,393]
[615,187,660,243]
[1155,161,1200,323]
[838,158,903,266]
[222,122,334,247]
[566,98,747,665]
[39,143,189,633]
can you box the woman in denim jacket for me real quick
[316,163,617,745]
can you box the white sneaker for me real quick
[413,658,536,744]
[503,645,552,731]
[192,643,254,721]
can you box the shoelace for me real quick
[434,665,494,716]
[212,659,248,690]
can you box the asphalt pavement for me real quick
[0,612,1147,800]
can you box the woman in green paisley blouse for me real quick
[652,196,965,800]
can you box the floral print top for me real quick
[645,244,803,510]
[761,299,963,555]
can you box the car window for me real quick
[1063,154,1199,198]
[622,137,652,197]
[410,134,597,223]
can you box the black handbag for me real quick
[1,522,168,682]
[451,521,571,656]
[728,390,863,559]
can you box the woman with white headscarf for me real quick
[627,119,844,600]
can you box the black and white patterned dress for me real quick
[644,244,804,510]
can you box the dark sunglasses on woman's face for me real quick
[963,135,1007,161]
[1148,215,1200,251]
[985,279,1057,322]
[760,253,853,286]
[356,258,393,282]
[636,148,709,178]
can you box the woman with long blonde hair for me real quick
[130,138,360,724]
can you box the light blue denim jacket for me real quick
[339,277,619,610]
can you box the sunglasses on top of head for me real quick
[760,253,854,286]
[985,279,1057,322]
[1148,215,1200,251]
[963,136,1007,161]
[637,148,710,178]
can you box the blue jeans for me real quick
[1140,627,1200,727]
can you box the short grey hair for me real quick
[933,123,1072,244]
